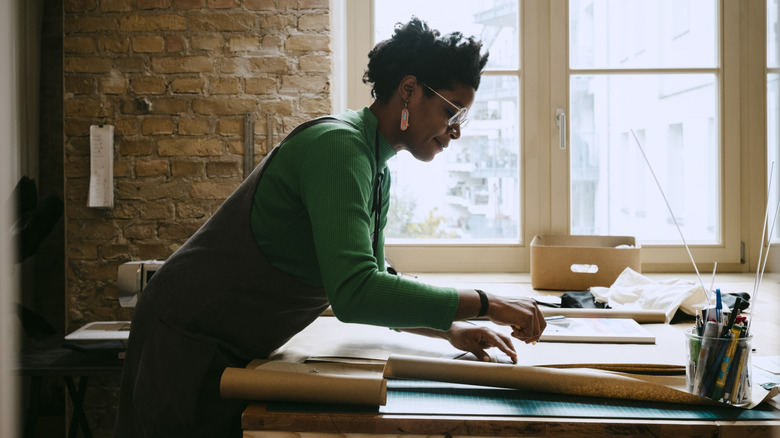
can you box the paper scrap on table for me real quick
[220,359,387,406]
[590,268,708,323]
[88,125,114,208]
[754,356,780,376]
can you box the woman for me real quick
[115,17,545,438]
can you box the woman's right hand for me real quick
[484,293,547,344]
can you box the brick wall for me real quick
[63,1,331,434]
[63,0,331,326]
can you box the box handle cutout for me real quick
[570,264,599,274]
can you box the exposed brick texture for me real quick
[63,2,332,434]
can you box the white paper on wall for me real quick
[88,124,114,208]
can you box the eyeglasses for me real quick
[420,82,469,128]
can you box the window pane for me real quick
[769,73,779,242]
[770,0,780,242]
[570,74,719,243]
[374,1,521,242]
[570,0,717,69]
[374,0,519,71]
[387,76,520,242]
[769,0,779,69]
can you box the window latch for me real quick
[555,108,566,150]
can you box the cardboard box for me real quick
[530,235,640,290]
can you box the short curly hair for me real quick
[363,17,489,103]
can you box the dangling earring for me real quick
[400,101,409,131]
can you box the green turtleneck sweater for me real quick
[251,108,459,331]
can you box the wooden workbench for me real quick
[241,273,780,437]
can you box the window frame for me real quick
[335,0,769,274]
[551,0,743,271]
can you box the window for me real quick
[768,0,780,244]
[338,0,762,272]
[568,1,719,244]
[374,1,521,244]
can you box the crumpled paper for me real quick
[590,268,710,323]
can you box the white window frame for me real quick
[335,0,769,274]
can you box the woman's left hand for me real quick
[444,322,518,363]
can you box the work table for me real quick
[242,272,780,437]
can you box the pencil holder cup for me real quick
[685,328,752,406]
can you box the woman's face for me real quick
[400,82,476,162]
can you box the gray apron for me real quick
[115,118,356,438]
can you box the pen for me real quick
[695,309,704,336]
[729,348,748,404]
[692,321,718,395]
[732,296,743,316]
[723,337,746,403]
[737,315,749,337]
[516,315,564,331]
[736,315,750,337]
[715,289,723,332]
[701,337,729,397]
[711,324,742,401]
[720,297,742,338]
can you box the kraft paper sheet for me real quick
[220,359,387,406]
[383,354,779,409]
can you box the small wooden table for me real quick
[17,335,125,438]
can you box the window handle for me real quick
[555,108,566,150]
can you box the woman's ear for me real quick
[398,75,418,102]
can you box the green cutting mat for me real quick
[268,379,780,420]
